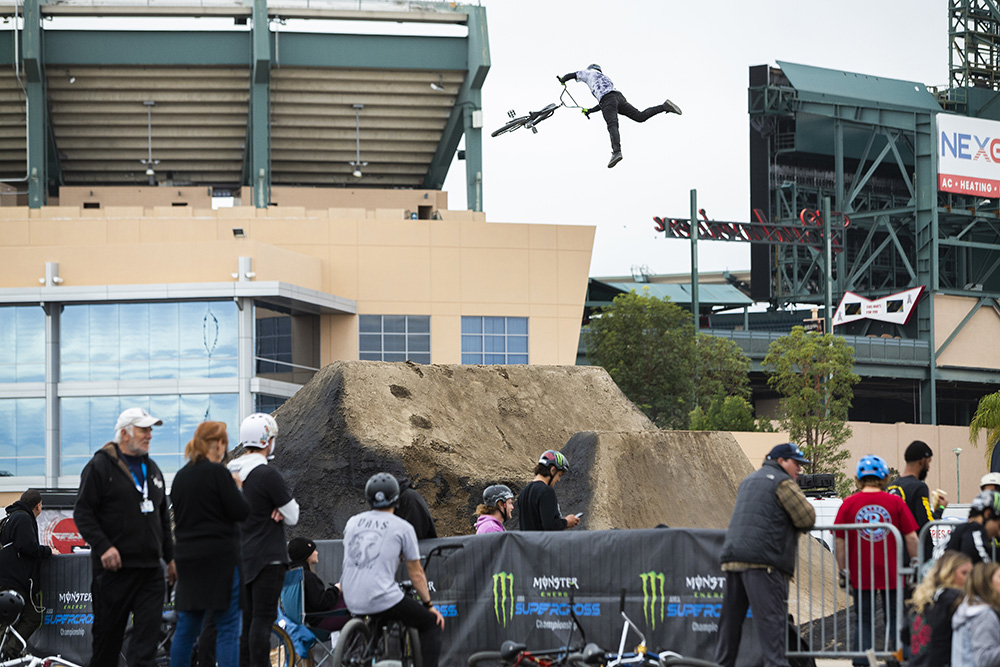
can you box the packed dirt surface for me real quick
[272,360,841,618]
[273,361,656,538]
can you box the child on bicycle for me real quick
[558,63,681,169]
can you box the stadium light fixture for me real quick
[348,103,368,179]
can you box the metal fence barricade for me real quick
[788,523,911,664]
[916,519,999,581]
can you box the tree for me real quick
[762,326,860,492]
[969,390,1000,464]
[586,289,754,429]
[689,396,758,432]
[586,289,695,428]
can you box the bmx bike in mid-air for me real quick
[491,78,586,137]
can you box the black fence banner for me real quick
[35,529,763,666]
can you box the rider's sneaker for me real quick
[608,152,623,168]
[663,99,683,115]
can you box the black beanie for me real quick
[904,440,933,463]
[287,537,316,563]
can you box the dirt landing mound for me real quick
[559,430,754,530]
[272,361,655,538]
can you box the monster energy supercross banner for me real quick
[37,529,762,666]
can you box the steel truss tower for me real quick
[749,44,1000,424]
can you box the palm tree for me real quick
[969,390,1000,464]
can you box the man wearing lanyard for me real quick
[74,407,176,667]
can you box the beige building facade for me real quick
[0,188,594,490]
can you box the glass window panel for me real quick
[461,353,482,364]
[383,353,407,362]
[359,334,382,353]
[0,398,45,476]
[409,335,430,353]
[383,315,406,334]
[359,315,382,333]
[119,303,150,362]
[507,317,528,335]
[484,317,506,335]
[461,317,482,334]
[0,400,15,457]
[60,457,89,478]
[61,305,90,363]
[507,336,528,354]
[407,316,430,334]
[507,354,529,365]
[383,334,406,352]
[461,336,482,353]
[88,304,120,364]
[210,303,239,368]
[16,399,44,457]
[484,354,506,364]
[359,352,382,361]
[410,354,431,365]
[485,336,506,353]
[148,303,180,378]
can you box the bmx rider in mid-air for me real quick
[558,63,681,169]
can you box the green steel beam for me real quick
[42,31,250,65]
[250,0,270,208]
[23,0,45,207]
[272,32,466,70]
[421,5,489,208]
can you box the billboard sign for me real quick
[938,113,1000,198]
[833,286,924,327]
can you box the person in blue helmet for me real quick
[557,63,682,169]
[835,455,919,667]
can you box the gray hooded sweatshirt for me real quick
[952,597,1000,667]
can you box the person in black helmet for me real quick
[557,63,681,169]
[340,473,444,667]
[475,484,515,534]
[517,450,580,531]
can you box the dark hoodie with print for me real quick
[73,442,173,569]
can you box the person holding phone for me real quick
[517,450,580,531]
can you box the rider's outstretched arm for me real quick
[558,72,578,84]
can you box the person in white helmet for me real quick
[557,63,682,169]
[982,473,1000,493]
[228,413,299,667]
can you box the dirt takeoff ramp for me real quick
[271,360,655,538]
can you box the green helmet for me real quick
[538,449,569,472]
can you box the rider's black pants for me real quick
[599,90,665,154]
[374,597,442,667]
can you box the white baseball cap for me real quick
[113,407,163,442]
[981,472,1000,489]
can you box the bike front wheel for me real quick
[332,618,372,667]
[399,626,422,667]
[491,116,530,137]
[468,650,505,667]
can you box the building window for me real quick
[60,393,238,476]
[0,398,45,477]
[255,394,288,414]
[0,306,45,383]
[61,301,239,381]
[359,315,430,364]
[461,316,528,365]
[255,302,319,384]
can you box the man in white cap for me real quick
[73,407,175,667]
[227,413,298,667]
[981,472,1000,493]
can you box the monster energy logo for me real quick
[639,572,666,629]
[492,572,514,626]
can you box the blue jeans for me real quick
[850,588,899,666]
[170,567,242,667]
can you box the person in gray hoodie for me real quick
[951,561,1000,667]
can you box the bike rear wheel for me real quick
[332,618,372,667]
[468,650,505,667]
[269,626,295,667]
[491,116,529,137]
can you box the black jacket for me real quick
[517,480,567,531]
[289,562,341,623]
[395,478,437,540]
[0,500,52,593]
[73,442,174,569]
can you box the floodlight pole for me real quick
[824,196,833,334]
[691,188,699,331]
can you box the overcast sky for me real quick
[442,0,948,278]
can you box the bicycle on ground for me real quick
[0,590,82,667]
[332,544,463,667]
[490,79,586,138]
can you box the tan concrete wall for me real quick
[0,202,594,366]
[730,422,992,503]
[59,186,214,210]
[935,293,1000,369]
